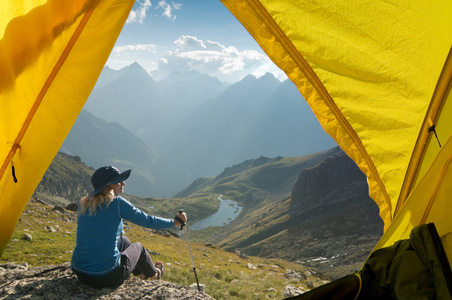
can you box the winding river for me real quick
[189,196,242,230]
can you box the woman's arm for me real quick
[118,197,174,229]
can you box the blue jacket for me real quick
[71,196,174,275]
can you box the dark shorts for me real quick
[73,263,126,288]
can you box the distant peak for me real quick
[239,72,277,83]
[261,72,276,79]
[238,74,258,83]
[257,72,278,83]
[120,62,153,80]
[127,61,145,71]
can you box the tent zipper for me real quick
[11,161,17,183]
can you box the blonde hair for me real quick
[79,185,115,216]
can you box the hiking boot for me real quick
[155,261,165,279]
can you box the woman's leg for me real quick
[121,242,157,278]
[117,236,131,252]
[118,236,144,276]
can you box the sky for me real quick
[105,0,287,83]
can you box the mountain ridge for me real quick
[65,63,336,197]
[60,110,162,197]
[155,70,336,179]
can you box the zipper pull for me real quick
[11,161,18,183]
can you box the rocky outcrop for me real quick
[34,152,94,206]
[224,149,384,279]
[289,149,383,238]
[0,262,214,300]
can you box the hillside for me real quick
[34,153,93,205]
[33,152,219,225]
[236,150,383,279]
[60,110,179,197]
[177,148,338,202]
[33,147,383,281]
[0,199,330,299]
[180,147,384,279]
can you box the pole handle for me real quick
[176,209,186,230]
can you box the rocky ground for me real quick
[0,262,214,300]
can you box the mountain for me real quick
[180,147,383,279]
[83,63,161,132]
[66,63,336,196]
[135,70,229,148]
[177,148,337,201]
[240,149,383,279]
[84,65,228,148]
[60,109,208,197]
[60,110,167,197]
[157,73,337,178]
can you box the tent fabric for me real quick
[0,0,134,256]
[286,224,452,300]
[376,131,452,249]
[220,0,452,243]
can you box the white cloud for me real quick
[107,44,159,73]
[107,36,286,83]
[156,0,181,21]
[126,0,181,24]
[174,35,224,52]
[113,44,158,53]
[127,0,152,24]
[153,35,286,82]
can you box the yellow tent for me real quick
[219,1,452,298]
[0,0,134,255]
[1,0,452,291]
[220,0,452,250]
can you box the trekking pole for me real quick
[176,209,201,292]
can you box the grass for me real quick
[128,194,220,224]
[1,199,330,299]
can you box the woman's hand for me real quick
[174,211,187,228]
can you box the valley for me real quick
[23,65,383,295]
[34,146,383,280]
[61,65,336,197]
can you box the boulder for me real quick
[66,203,78,212]
[21,233,32,242]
